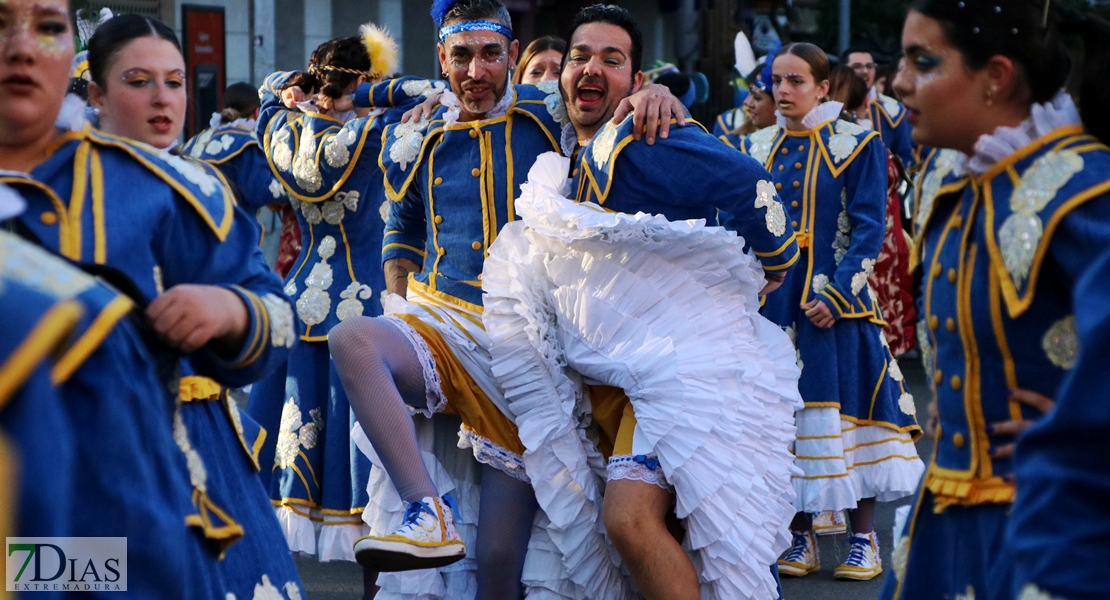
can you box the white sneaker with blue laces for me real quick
[778,530,820,577]
[353,495,466,571]
[834,531,882,580]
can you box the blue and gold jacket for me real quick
[2,126,296,388]
[912,125,1110,510]
[257,72,436,339]
[0,229,218,598]
[378,82,564,308]
[570,116,799,272]
[183,124,276,211]
[869,92,916,169]
[713,107,747,139]
[740,118,889,321]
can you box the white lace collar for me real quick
[0,182,26,221]
[560,123,578,158]
[961,91,1081,176]
[776,101,844,131]
[209,112,257,132]
[441,85,515,128]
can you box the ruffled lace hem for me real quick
[482,151,804,599]
[273,505,368,562]
[382,314,449,417]
[456,426,529,482]
[607,455,670,489]
[962,91,1080,175]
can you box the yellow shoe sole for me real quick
[833,564,883,581]
[778,560,821,577]
[354,536,466,572]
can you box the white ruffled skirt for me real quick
[480,152,805,599]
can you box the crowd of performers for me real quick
[2,0,1109,598]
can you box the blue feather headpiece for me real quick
[755,41,782,92]
[431,0,461,27]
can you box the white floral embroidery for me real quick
[537,80,568,126]
[1042,315,1078,369]
[1016,584,1056,600]
[812,274,829,294]
[833,188,852,265]
[898,392,916,416]
[283,582,303,600]
[0,232,96,297]
[295,236,336,326]
[324,127,357,168]
[252,574,284,600]
[152,265,165,295]
[746,125,778,166]
[999,151,1083,290]
[336,282,374,321]
[292,123,323,193]
[893,535,910,582]
[828,123,860,164]
[851,257,876,296]
[888,358,904,382]
[402,79,445,98]
[269,178,287,199]
[954,585,976,600]
[915,150,960,233]
[754,179,787,236]
[272,129,293,172]
[275,399,325,470]
[879,94,902,119]
[379,200,391,224]
[166,155,218,196]
[592,120,620,169]
[172,409,207,493]
[205,134,235,156]
[389,119,430,172]
[283,280,297,297]
[293,199,323,225]
[188,129,213,158]
[261,293,296,348]
[322,200,346,225]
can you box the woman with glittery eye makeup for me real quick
[740,42,925,584]
[85,15,186,150]
[882,2,1110,600]
[1,3,306,598]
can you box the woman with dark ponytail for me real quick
[882,1,1110,599]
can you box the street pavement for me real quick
[296,359,934,600]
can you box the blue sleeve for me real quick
[156,171,297,387]
[352,77,446,111]
[219,145,280,211]
[381,181,428,267]
[255,71,295,140]
[614,127,799,271]
[891,120,916,170]
[817,135,889,319]
[1008,238,1110,600]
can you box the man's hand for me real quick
[760,271,784,296]
[147,285,250,356]
[402,93,443,123]
[802,298,835,328]
[987,389,1056,460]
[385,257,422,299]
[610,83,687,145]
[281,86,306,109]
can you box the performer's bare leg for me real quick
[603,479,698,600]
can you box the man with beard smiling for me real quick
[554,4,801,598]
[329,0,687,597]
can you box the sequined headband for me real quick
[438,20,512,43]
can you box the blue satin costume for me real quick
[880,125,1110,600]
[245,72,437,558]
[1,126,302,598]
[183,124,278,211]
[739,120,920,437]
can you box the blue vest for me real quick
[379,83,564,308]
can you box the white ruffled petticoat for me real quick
[481,152,805,599]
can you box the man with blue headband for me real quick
[329,0,686,597]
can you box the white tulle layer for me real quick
[481,152,805,599]
[274,506,367,562]
[792,407,924,512]
[354,416,482,599]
